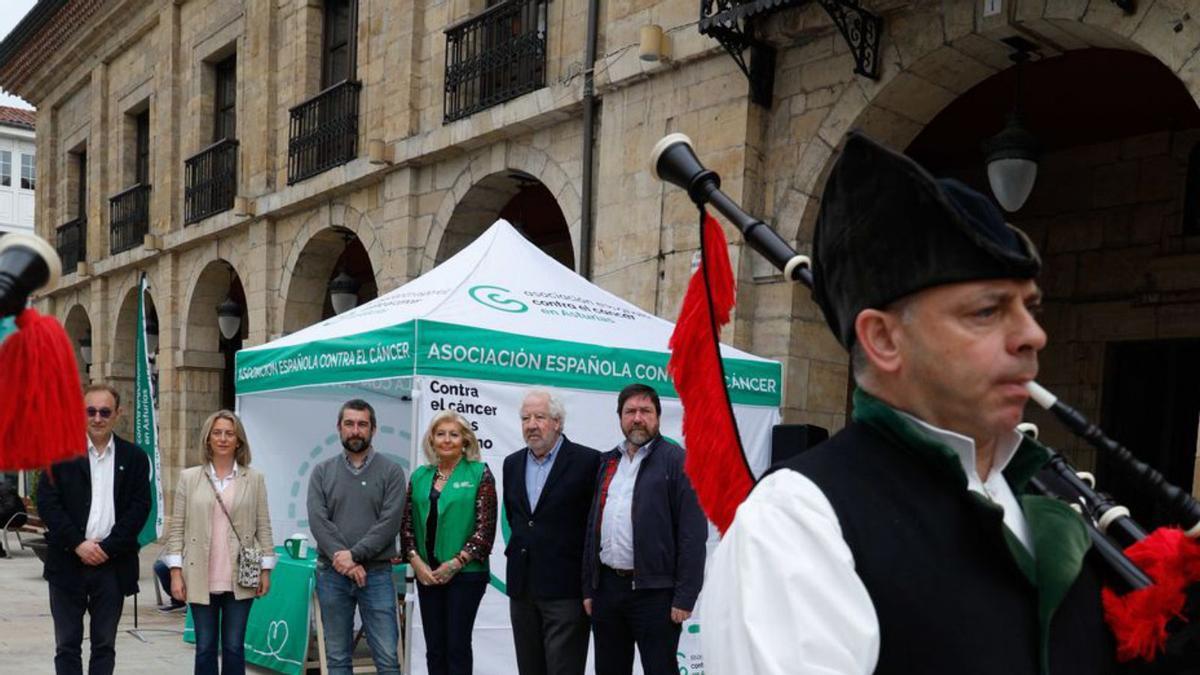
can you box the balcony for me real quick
[109,183,152,255]
[443,0,548,123]
[287,80,361,185]
[185,138,239,225]
[56,217,86,271]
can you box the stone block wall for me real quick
[13,0,1200,507]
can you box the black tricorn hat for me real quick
[812,131,1041,350]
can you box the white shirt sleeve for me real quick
[701,470,880,675]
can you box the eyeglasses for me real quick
[86,407,114,419]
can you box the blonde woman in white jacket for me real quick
[165,410,276,675]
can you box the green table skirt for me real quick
[183,546,407,675]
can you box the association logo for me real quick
[468,285,529,313]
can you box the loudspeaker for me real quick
[771,424,830,466]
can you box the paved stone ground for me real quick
[0,542,275,673]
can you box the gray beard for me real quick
[625,429,653,447]
[342,438,369,453]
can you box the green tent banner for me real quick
[236,321,780,407]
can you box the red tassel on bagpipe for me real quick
[1102,527,1200,662]
[668,211,754,534]
[0,308,86,470]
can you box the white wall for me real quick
[0,123,36,236]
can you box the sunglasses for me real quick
[86,407,114,419]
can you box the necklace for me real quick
[435,460,461,482]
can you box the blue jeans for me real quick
[153,560,185,607]
[315,566,400,675]
[190,592,254,675]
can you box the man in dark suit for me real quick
[37,383,150,675]
[503,389,600,675]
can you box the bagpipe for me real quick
[0,232,87,470]
[651,133,1200,670]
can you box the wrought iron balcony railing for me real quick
[444,0,548,123]
[56,216,86,271]
[185,138,239,224]
[109,183,151,254]
[287,80,361,185]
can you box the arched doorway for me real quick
[63,304,93,383]
[784,33,1200,520]
[322,233,378,321]
[111,284,157,440]
[436,171,573,269]
[282,228,379,334]
[903,47,1200,524]
[177,259,249,468]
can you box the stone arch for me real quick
[434,170,575,269]
[105,266,166,359]
[762,9,1200,433]
[421,142,581,274]
[770,8,1200,489]
[109,281,156,438]
[63,303,92,382]
[774,6,1200,246]
[176,257,249,467]
[111,285,151,370]
[279,202,381,335]
[181,258,248,354]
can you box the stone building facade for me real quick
[1,0,1198,512]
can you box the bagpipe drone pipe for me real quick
[650,132,1200,670]
[0,232,87,470]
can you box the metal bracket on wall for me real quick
[698,0,883,108]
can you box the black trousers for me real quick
[47,566,125,675]
[590,567,681,675]
[416,571,489,675]
[509,596,590,675]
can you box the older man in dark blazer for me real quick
[37,383,150,675]
[503,389,600,675]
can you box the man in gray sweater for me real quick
[307,399,407,675]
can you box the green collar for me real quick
[850,387,1052,492]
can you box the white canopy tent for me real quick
[235,220,783,674]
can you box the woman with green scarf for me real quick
[401,411,497,675]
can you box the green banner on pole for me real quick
[135,273,162,546]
